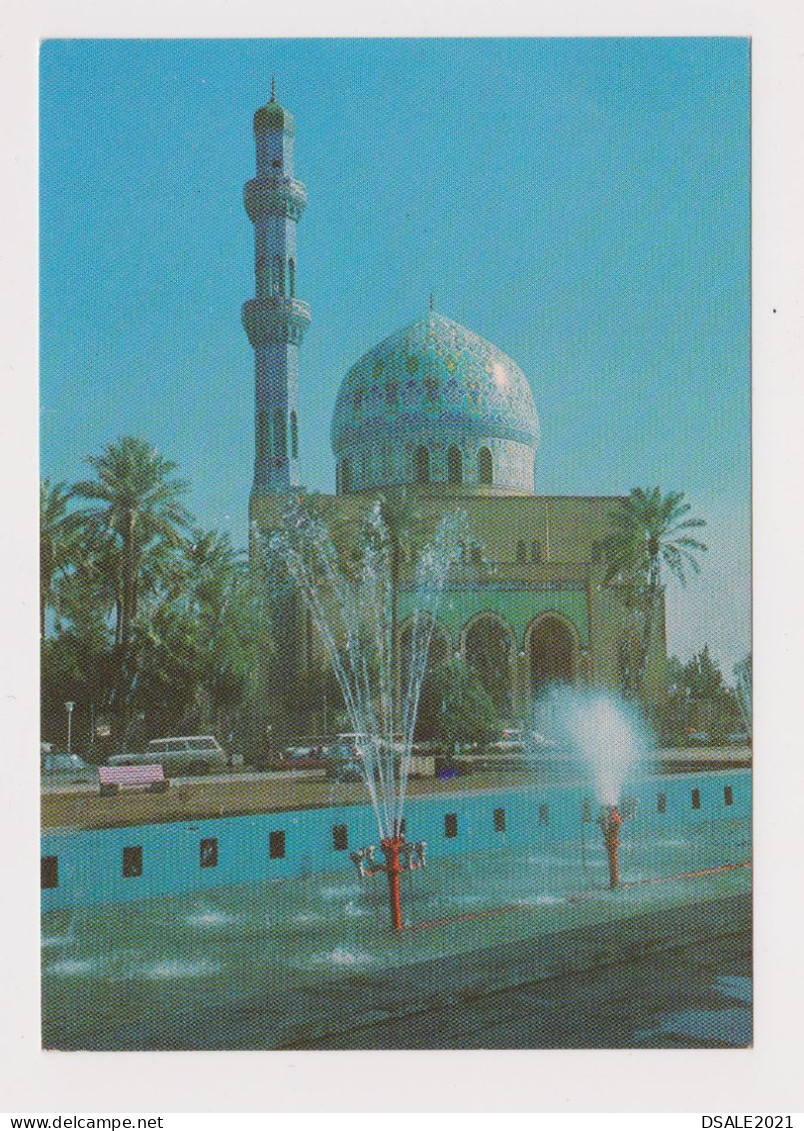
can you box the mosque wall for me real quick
[250,490,669,731]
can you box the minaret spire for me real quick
[242,90,311,495]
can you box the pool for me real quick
[41,769,751,1049]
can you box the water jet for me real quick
[267,500,466,931]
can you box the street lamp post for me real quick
[65,701,75,754]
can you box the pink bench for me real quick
[99,764,169,796]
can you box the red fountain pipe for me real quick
[600,806,623,889]
[380,836,404,931]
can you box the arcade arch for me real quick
[526,613,579,693]
[461,612,515,715]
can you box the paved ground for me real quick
[41,748,751,831]
[296,921,752,1049]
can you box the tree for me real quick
[682,645,725,698]
[39,479,76,638]
[604,487,707,698]
[464,617,513,716]
[662,646,742,743]
[734,652,752,735]
[72,437,192,647]
[415,659,498,747]
[70,437,192,740]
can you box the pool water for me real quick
[42,812,751,1049]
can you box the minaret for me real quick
[242,80,311,494]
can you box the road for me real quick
[41,748,751,831]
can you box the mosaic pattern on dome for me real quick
[331,313,540,454]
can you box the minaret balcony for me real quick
[244,176,308,222]
[242,296,312,346]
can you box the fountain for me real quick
[734,656,752,739]
[534,688,649,888]
[597,805,623,888]
[265,499,469,930]
[349,840,427,931]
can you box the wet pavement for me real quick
[301,919,751,1049]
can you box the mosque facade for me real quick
[244,89,668,734]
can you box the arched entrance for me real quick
[462,613,515,716]
[528,615,576,693]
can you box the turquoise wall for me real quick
[396,586,590,647]
[41,770,750,911]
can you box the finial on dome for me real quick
[429,292,435,312]
[270,75,277,102]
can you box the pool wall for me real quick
[41,769,751,911]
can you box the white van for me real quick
[109,735,227,777]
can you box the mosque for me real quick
[243,86,668,733]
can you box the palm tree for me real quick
[39,479,74,638]
[604,487,707,697]
[72,436,192,648]
[71,438,192,741]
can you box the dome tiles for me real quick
[331,312,541,458]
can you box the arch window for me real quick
[478,447,493,485]
[275,254,285,297]
[414,445,430,485]
[447,445,463,486]
[273,409,286,461]
[288,257,296,298]
[289,411,298,460]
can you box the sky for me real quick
[39,37,751,674]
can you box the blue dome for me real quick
[331,312,540,456]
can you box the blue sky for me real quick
[40,38,751,672]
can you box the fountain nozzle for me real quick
[598,805,624,889]
[348,845,378,878]
[350,835,426,930]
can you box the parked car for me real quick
[109,735,227,777]
[321,742,353,763]
[274,745,328,771]
[329,759,364,783]
[40,750,98,786]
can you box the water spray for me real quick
[267,500,467,933]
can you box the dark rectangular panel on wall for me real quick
[332,824,348,851]
[692,789,701,810]
[493,807,506,833]
[122,846,142,878]
[200,838,218,868]
[724,785,733,806]
[41,855,58,889]
[539,804,549,824]
[269,830,286,859]
[658,792,667,813]
[445,813,458,838]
